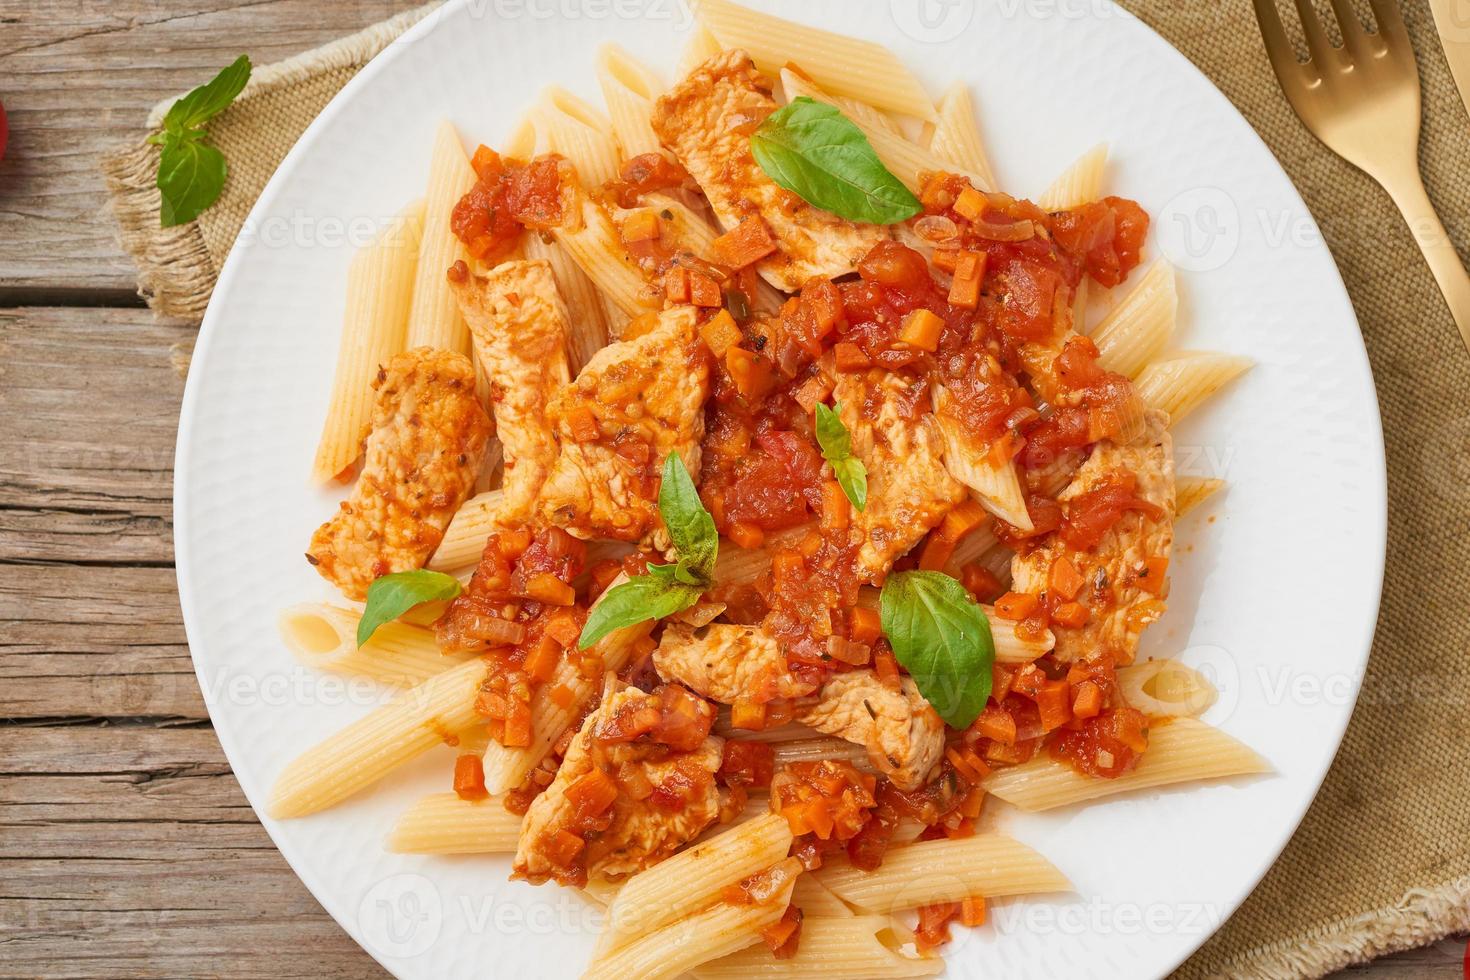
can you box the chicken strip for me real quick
[1010,409,1175,664]
[652,49,888,291]
[514,685,724,885]
[306,347,490,600]
[536,305,710,544]
[794,671,945,791]
[450,259,571,518]
[835,369,967,584]
[653,623,818,703]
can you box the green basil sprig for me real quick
[578,452,717,648]
[815,401,867,512]
[879,570,995,728]
[358,569,463,647]
[750,97,921,225]
[148,55,251,227]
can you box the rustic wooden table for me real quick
[0,2,1463,977]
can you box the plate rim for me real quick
[172,2,1389,977]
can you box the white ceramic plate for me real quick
[174,2,1386,977]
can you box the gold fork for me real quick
[1253,0,1470,352]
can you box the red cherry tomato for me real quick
[0,99,8,163]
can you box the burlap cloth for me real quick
[101,1,1470,977]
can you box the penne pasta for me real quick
[554,183,659,320]
[311,200,424,483]
[279,603,472,687]
[1176,476,1226,516]
[679,24,726,77]
[815,835,1071,913]
[1135,351,1253,425]
[386,792,523,853]
[269,656,485,818]
[522,231,613,372]
[427,489,507,571]
[1091,260,1178,378]
[693,915,941,979]
[533,85,623,189]
[791,874,856,918]
[480,575,654,794]
[502,113,540,160]
[406,121,476,352]
[983,717,1270,811]
[584,874,797,980]
[596,814,793,956]
[779,70,979,193]
[1116,660,1218,718]
[1036,142,1108,211]
[597,43,667,159]
[936,423,1032,531]
[929,82,997,192]
[693,0,936,120]
[773,737,874,771]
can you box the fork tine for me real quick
[1291,0,1337,66]
[1326,0,1371,60]
[1368,0,1410,47]
[1252,0,1307,82]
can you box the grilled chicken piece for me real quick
[306,347,490,600]
[653,623,819,703]
[652,49,888,291]
[450,259,571,518]
[537,305,710,544]
[1010,409,1175,664]
[514,686,724,885]
[835,369,967,584]
[794,671,945,791]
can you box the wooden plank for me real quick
[0,0,424,293]
[0,726,385,978]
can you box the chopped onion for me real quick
[827,635,872,666]
[464,613,526,646]
[913,214,960,246]
[970,218,1035,242]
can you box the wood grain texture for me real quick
[0,0,423,295]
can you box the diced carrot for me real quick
[1071,680,1103,719]
[523,572,576,606]
[565,404,601,443]
[546,830,586,867]
[1011,663,1047,698]
[453,754,488,801]
[833,341,871,371]
[726,346,776,400]
[502,698,533,747]
[931,248,961,273]
[544,610,582,648]
[987,430,1022,467]
[711,216,777,268]
[699,308,743,356]
[954,186,986,220]
[850,606,882,645]
[566,769,619,819]
[1048,556,1085,601]
[945,746,987,783]
[804,280,844,335]
[727,521,765,550]
[993,591,1040,621]
[940,499,988,541]
[689,271,723,307]
[621,209,661,243]
[959,896,987,928]
[973,704,1017,744]
[1036,680,1073,732]
[1051,601,1089,628]
[792,372,834,413]
[991,663,1015,702]
[1137,556,1169,595]
[548,683,576,709]
[821,480,850,531]
[961,564,1002,600]
[730,698,768,730]
[523,635,561,683]
[797,531,823,557]
[919,533,955,571]
[959,787,986,819]
[898,308,944,352]
[771,551,805,590]
[665,266,691,302]
[947,250,986,310]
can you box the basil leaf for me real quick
[659,451,718,583]
[815,401,868,512]
[163,54,252,134]
[750,97,921,224]
[879,570,994,728]
[156,135,228,228]
[358,570,463,647]
[578,575,703,649]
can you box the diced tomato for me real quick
[719,740,776,789]
[1061,471,1165,551]
[453,754,488,801]
[604,151,689,207]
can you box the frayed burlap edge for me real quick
[1200,874,1470,979]
[98,2,440,322]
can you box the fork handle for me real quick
[1381,169,1470,354]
